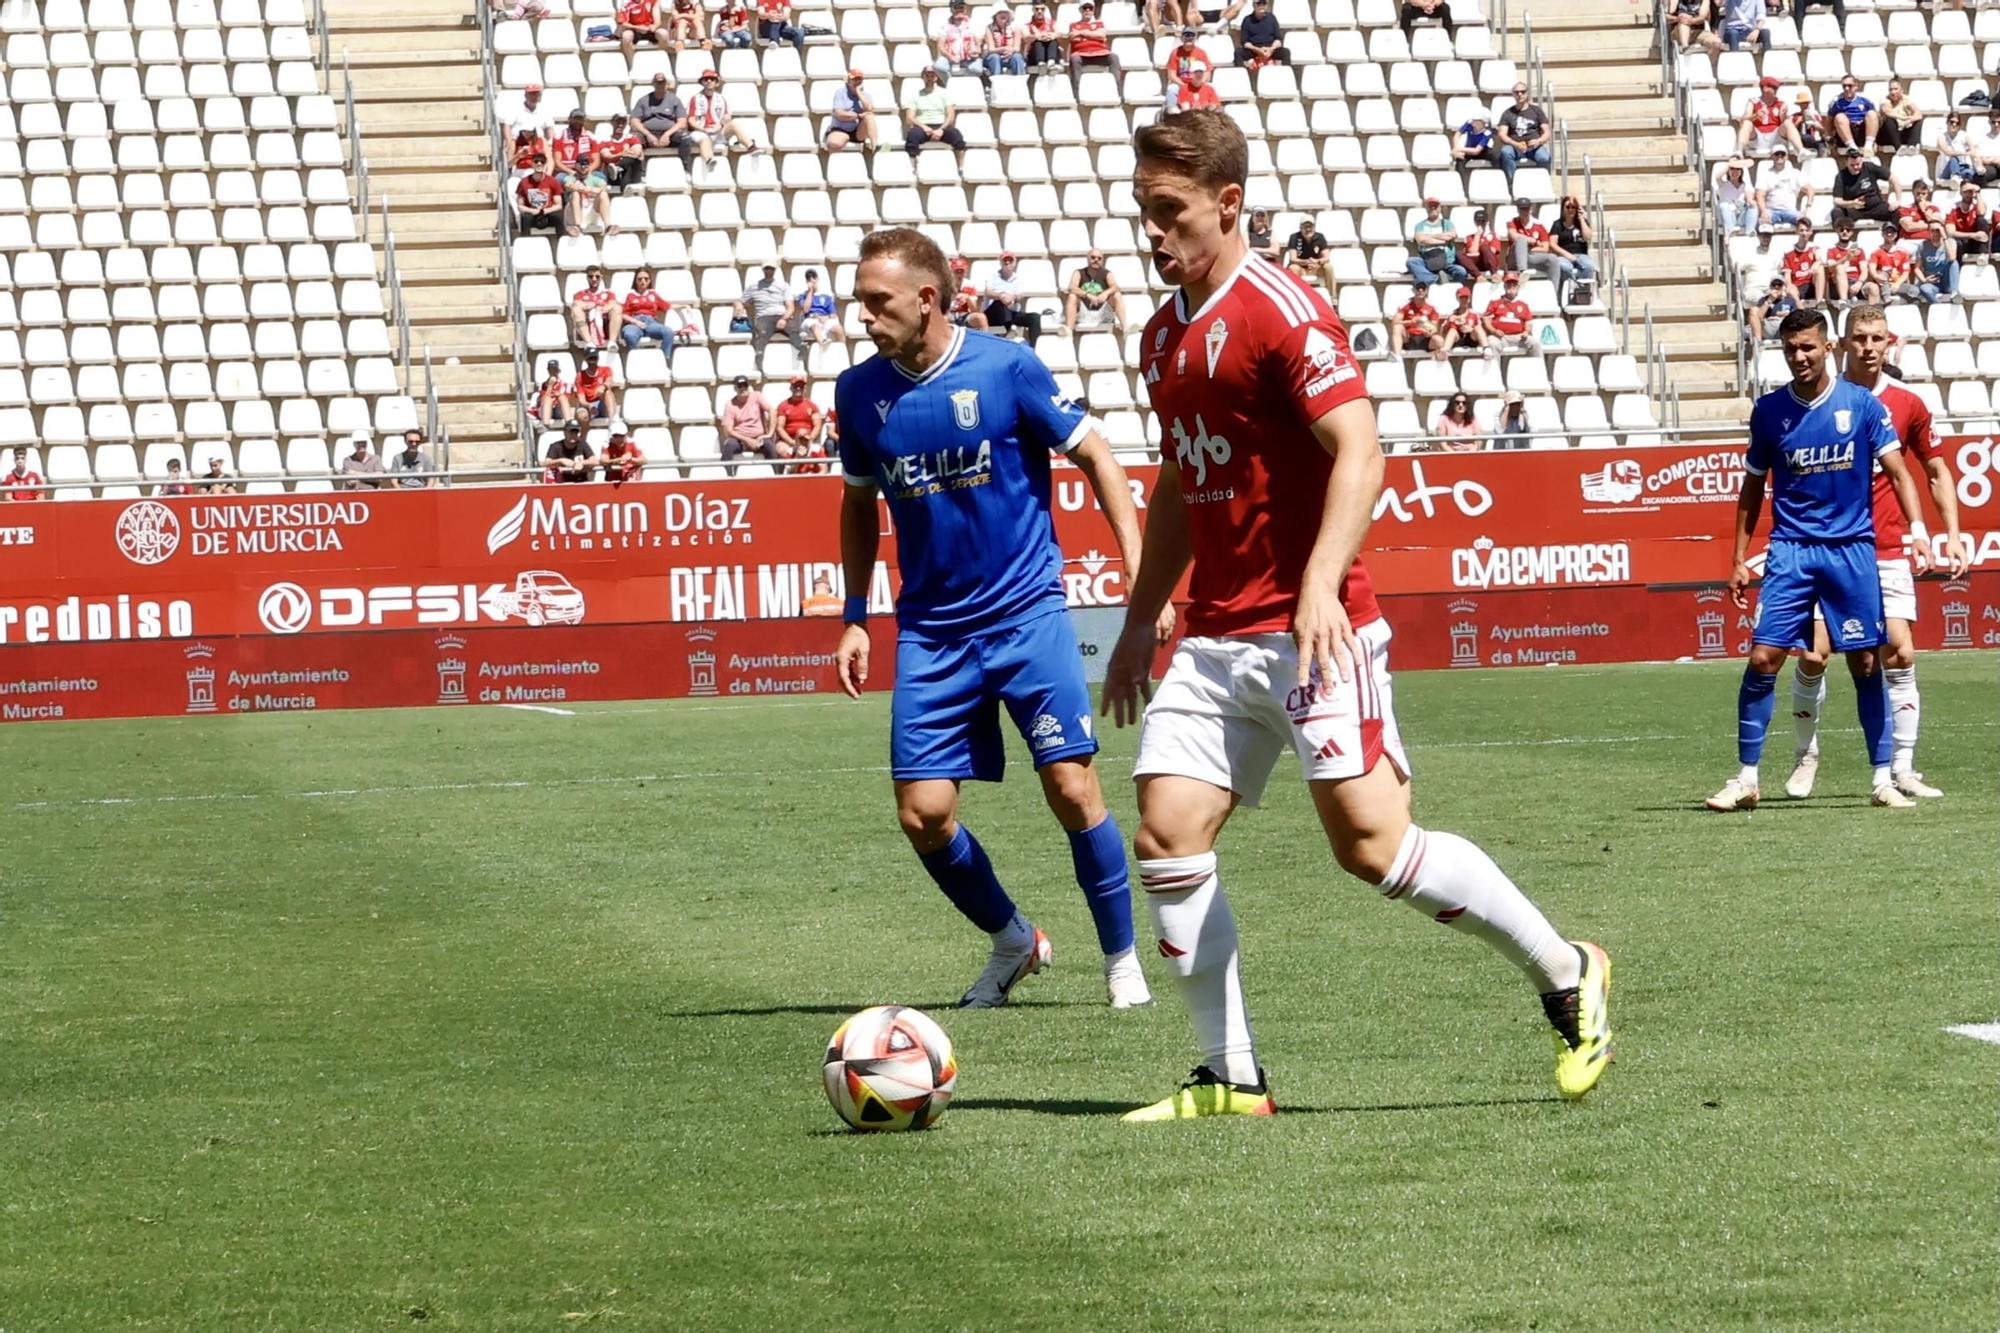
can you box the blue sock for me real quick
[1737,668,1778,766]
[1854,667,1892,767]
[1067,814,1136,955]
[917,824,1017,935]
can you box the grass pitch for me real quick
[2,655,1995,1329]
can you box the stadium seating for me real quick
[0,0,419,494]
[489,0,1659,467]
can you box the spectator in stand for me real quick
[1667,0,1711,51]
[502,83,553,149]
[198,455,239,494]
[1702,0,1771,52]
[1284,215,1331,283]
[665,0,711,52]
[1792,91,1825,157]
[509,128,546,182]
[390,430,438,489]
[715,0,753,46]
[982,9,1028,76]
[1407,196,1470,286]
[1868,222,1918,302]
[689,70,759,157]
[1452,114,1496,179]
[1736,76,1804,159]
[1548,195,1597,306]
[1169,63,1221,113]
[632,73,695,169]
[1065,250,1128,332]
[337,434,384,489]
[545,420,596,482]
[1390,283,1445,360]
[1023,2,1062,67]
[773,376,826,462]
[1493,391,1530,449]
[1877,80,1920,154]
[570,265,619,349]
[1824,219,1867,302]
[1441,284,1489,356]
[1745,276,1798,340]
[569,347,621,422]
[1194,0,1244,30]
[1432,394,1482,451]
[1897,178,1942,245]
[903,67,967,156]
[1716,158,1757,236]
[1065,3,1121,87]
[620,266,701,350]
[531,358,572,425]
[1146,0,1186,35]
[553,109,618,236]
[936,0,985,79]
[1504,197,1547,271]
[1397,0,1454,40]
[1166,27,1212,85]
[1936,112,1977,184]
[1823,76,1878,155]
[795,268,845,343]
[824,69,879,152]
[719,375,780,460]
[983,251,1045,339]
[1482,271,1532,351]
[598,421,646,482]
[596,114,643,193]
[1235,0,1289,66]
[1246,207,1280,261]
[491,0,549,22]
[1913,228,1958,303]
[155,456,198,496]
[1831,144,1896,225]
[735,262,800,358]
[1755,144,1811,225]
[1,448,43,500]
[1778,219,1828,306]
[1459,206,1504,276]
[1494,81,1552,185]
[1945,181,1987,261]
[515,154,564,234]
[755,0,804,53]
[946,256,991,329]
[616,0,668,60]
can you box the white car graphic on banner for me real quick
[478,571,586,626]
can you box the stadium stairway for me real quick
[326,0,522,467]
[1508,0,1750,425]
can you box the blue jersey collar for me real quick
[1785,376,1836,412]
[893,325,966,384]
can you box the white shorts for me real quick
[1812,557,1917,625]
[1747,126,1784,156]
[1133,618,1411,807]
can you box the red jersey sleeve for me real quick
[1271,307,1368,426]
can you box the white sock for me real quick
[1791,665,1826,759]
[1102,944,1137,971]
[1873,763,1893,789]
[1379,826,1582,993]
[990,912,1032,951]
[1885,665,1919,773]
[1139,852,1259,1086]
[1738,763,1760,787]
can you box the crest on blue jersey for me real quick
[1833,408,1852,432]
[951,388,981,430]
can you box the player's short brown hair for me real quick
[858,226,953,298]
[1843,303,1888,333]
[1133,108,1248,193]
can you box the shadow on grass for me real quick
[667,1000,1086,1019]
[1644,799,1876,814]
[954,1094,1562,1117]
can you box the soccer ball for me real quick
[822,1005,958,1132]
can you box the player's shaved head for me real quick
[857,227,954,300]
[1841,305,1893,379]
[1133,108,1248,193]
[1843,303,1888,334]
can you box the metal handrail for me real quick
[380,196,412,381]
[423,345,441,447]
[478,7,535,464]
[313,0,327,83]
[343,51,365,234]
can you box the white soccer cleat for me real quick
[1784,753,1819,799]
[1893,770,1944,798]
[1705,778,1761,812]
[1105,954,1153,1009]
[957,921,1052,1009]
[1871,783,1917,809]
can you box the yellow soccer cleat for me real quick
[1122,1065,1276,1121]
[1543,941,1613,1101]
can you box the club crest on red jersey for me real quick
[1204,319,1229,377]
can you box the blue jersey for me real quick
[1745,377,1899,543]
[836,327,1090,636]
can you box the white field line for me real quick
[10,721,1995,815]
[1944,1023,2000,1046]
[499,703,576,716]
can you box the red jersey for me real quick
[1167,45,1212,81]
[2,467,42,501]
[572,365,613,401]
[1445,305,1480,333]
[1872,246,1911,281]
[619,0,656,23]
[756,0,787,18]
[623,288,667,318]
[1395,300,1438,336]
[1780,244,1821,284]
[1947,201,1984,238]
[596,132,641,162]
[552,131,591,173]
[1174,80,1220,111]
[512,135,548,170]
[775,397,821,439]
[1747,96,1785,133]
[1895,204,1933,242]
[1825,242,1866,283]
[517,172,562,209]
[1866,379,1941,561]
[1068,18,1108,56]
[1507,218,1548,248]
[1484,298,1529,335]
[1140,255,1380,636]
[574,285,618,313]
[603,438,646,481]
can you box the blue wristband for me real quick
[842,595,868,625]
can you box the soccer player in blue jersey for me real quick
[832,227,1157,1008]
[1708,309,1932,812]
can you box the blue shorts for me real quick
[890,608,1098,782]
[1754,537,1884,651]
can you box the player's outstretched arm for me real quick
[1103,457,1192,729]
[1922,454,1970,576]
[1729,471,1767,609]
[836,480,879,698]
[1878,449,1932,574]
[1295,397,1384,688]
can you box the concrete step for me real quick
[1589,172,1698,207]
[328,32,483,63]
[1524,26,1655,61]
[1616,247,1713,282]
[358,136,495,170]
[343,101,486,135]
[1510,0,1654,29]
[390,248,504,282]
[345,64,483,101]
[1632,285,1730,319]
[399,322,515,357]
[1541,67,1667,99]
[378,215,500,248]
[449,440,530,473]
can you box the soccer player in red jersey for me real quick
[1101,111,1612,1119]
[1785,306,1970,801]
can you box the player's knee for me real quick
[1039,763,1103,829]
[1134,820,1202,862]
[1331,829,1401,886]
[1747,645,1788,674]
[896,800,956,850]
[1845,647,1881,677]
[1882,641,1915,670]
[1797,649,1830,673]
